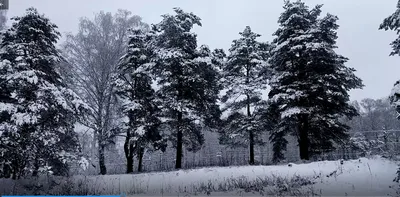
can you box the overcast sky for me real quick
[7,0,400,101]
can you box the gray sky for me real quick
[7,0,400,101]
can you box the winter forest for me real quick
[1,0,400,196]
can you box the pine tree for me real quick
[380,0,400,118]
[379,1,400,189]
[219,26,269,165]
[0,8,87,179]
[305,13,363,157]
[268,0,363,162]
[379,0,400,57]
[151,8,221,169]
[269,0,319,162]
[114,28,166,173]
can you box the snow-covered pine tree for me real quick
[114,28,166,173]
[304,12,363,157]
[219,26,269,165]
[210,48,226,92]
[0,8,87,179]
[268,0,363,162]
[151,8,221,169]
[380,0,400,119]
[268,0,319,162]
[379,1,400,188]
[211,49,226,73]
[379,0,400,57]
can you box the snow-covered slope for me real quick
[74,156,398,196]
[0,156,398,196]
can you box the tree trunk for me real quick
[32,157,39,177]
[126,155,133,173]
[33,124,44,177]
[3,164,11,178]
[175,111,183,169]
[176,76,184,169]
[11,171,16,180]
[125,85,137,174]
[249,130,255,165]
[137,147,145,172]
[92,130,97,166]
[98,145,107,175]
[11,159,18,180]
[247,95,255,165]
[124,135,134,173]
[298,114,309,160]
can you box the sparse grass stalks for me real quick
[190,174,317,196]
[0,173,317,196]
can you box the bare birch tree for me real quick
[62,10,148,175]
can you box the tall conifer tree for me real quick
[114,28,166,173]
[269,0,363,161]
[151,8,221,169]
[0,8,87,179]
[219,26,269,165]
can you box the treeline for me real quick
[1,0,399,179]
[345,98,400,158]
[347,98,400,132]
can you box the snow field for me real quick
[0,156,397,196]
[77,156,399,196]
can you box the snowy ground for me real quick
[0,156,398,196]
[74,156,400,196]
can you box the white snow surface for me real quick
[0,156,397,196]
[65,156,398,196]
[281,107,303,118]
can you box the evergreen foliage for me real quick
[114,28,166,173]
[268,0,363,162]
[219,26,269,165]
[150,8,222,169]
[0,8,88,179]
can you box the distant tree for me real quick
[268,0,363,161]
[0,10,6,31]
[0,8,87,179]
[151,8,221,169]
[345,101,363,131]
[360,98,400,130]
[360,98,381,130]
[114,28,167,173]
[62,10,147,175]
[345,97,400,160]
[352,130,398,157]
[219,26,269,165]
[346,98,400,133]
[374,98,400,130]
